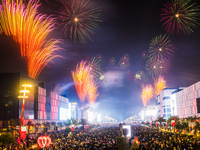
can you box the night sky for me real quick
[0,0,200,121]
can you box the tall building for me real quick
[0,72,73,126]
[176,81,200,118]
[156,88,179,120]
[0,72,37,126]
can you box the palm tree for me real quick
[167,116,179,132]
[71,119,79,125]
[155,117,166,129]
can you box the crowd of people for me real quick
[130,126,200,150]
[2,125,200,149]
[39,126,120,150]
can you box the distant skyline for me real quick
[0,0,200,120]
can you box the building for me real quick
[156,88,180,120]
[139,105,157,122]
[176,81,200,118]
[78,107,101,123]
[0,72,73,126]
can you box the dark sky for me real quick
[1,0,200,121]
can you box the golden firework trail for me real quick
[0,0,62,79]
[154,75,167,96]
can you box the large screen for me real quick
[60,107,71,120]
[122,124,131,137]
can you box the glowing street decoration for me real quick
[20,126,26,140]
[132,137,140,145]
[37,136,51,148]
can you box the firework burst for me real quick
[135,71,148,84]
[154,75,167,96]
[161,0,200,35]
[119,56,130,68]
[0,0,62,79]
[146,58,171,78]
[87,80,99,104]
[57,0,102,43]
[148,34,175,62]
[141,50,148,59]
[72,58,100,104]
[88,56,102,81]
[71,60,90,103]
[141,84,153,107]
[108,57,116,65]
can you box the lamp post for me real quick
[18,84,32,145]
[18,84,32,125]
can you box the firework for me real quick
[119,57,130,68]
[141,84,153,107]
[87,80,99,104]
[71,60,90,103]
[161,0,200,35]
[88,56,102,81]
[57,0,102,43]
[141,50,148,59]
[148,34,175,62]
[154,75,167,96]
[108,57,116,65]
[146,58,171,78]
[135,71,148,84]
[122,54,129,59]
[96,54,104,60]
[0,0,62,79]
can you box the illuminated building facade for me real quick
[176,81,200,118]
[78,107,101,123]
[0,73,37,126]
[0,72,73,126]
[156,88,179,120]
[139,105,157,122]
[145,105,157,121]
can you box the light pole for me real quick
[18,84,32,145]
[18,84,32,125]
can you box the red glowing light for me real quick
[37,136,51,148]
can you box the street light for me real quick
[18,84,32,125]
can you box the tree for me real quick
[71,119,79,125]
[195,122,200,132]
[0,132,15,145]
[182,122,189,132]
[10,119,19,127]
[155,117,166,128]
[167,116,179,124]
[64,127,72,133]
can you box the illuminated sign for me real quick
[20,126,26,140]
[122,124,131,137]
[37,136,51,148]
[59,107,71,120]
